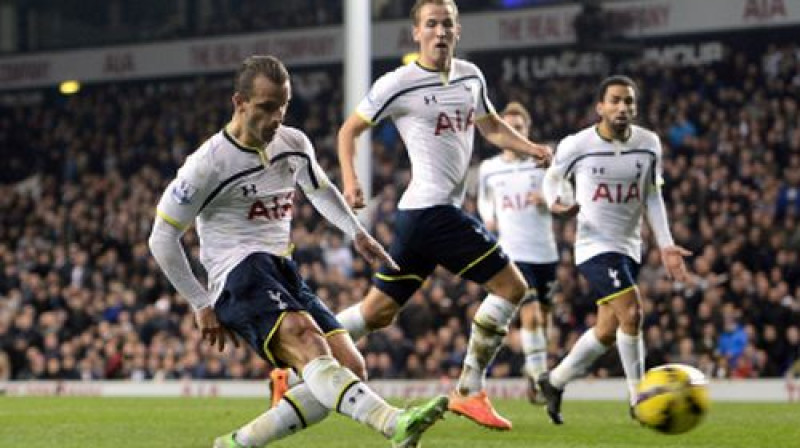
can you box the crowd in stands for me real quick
[16,0,559,54]
[0,39,799,384]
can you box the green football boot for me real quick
[213,432,245,448]
[390,395,449,448]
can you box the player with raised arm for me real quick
[537,75,692,425]
[148,55,447,448]
[477,102,560,404]
[334,0,552,431]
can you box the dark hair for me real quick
[596,75,638,102]
[234,55,289,99]
[501,101,531,128]
[410,0,459,24]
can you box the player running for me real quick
[334,0,552,431]
[537,75,692,424]
[477,102,560,404]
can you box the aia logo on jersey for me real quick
[248,191,295,220]
[501,192,540,211]
[434,108,475,136]
[592,182,641,203]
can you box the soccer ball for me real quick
[633,364,710,434]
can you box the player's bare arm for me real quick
[337,113,372,209]
[476,113,552,166]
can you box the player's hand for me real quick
[195,307,239,352]
[533,144,553,168]
[549,197,580,218]
[344,179,366,210]
[660,245,692,283]
[353,230,400,270]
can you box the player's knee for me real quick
[621,302,643,328]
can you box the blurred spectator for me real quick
[718,316,748,369]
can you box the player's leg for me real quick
[273,312,447,446]
[213,254,445,447]
[539,304,617,422]
[337,208,432,342]
[337,287,402,341]
[456,264,525,393]
[425,207,519,430]
[216,381,329,448]
[539,253,637,424]
[226,305,372,447]
[606,287,644,407]
[519,262,557,404]
[520,300,547,403]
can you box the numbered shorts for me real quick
[214,252,344,367]
[577,252,641,304]
[374,205,509,305]
[516,261,558,307]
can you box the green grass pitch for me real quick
[1,397,798,447]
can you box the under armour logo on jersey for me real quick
[608,268,621,288]
[592,167,606,175]
[268,290,287,310]
[424,95,437,105]
[242,184,257,196]
[635,161,643,180]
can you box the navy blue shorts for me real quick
[577,252,641,304]
[516,261,558,307]
[375,205,509,305]
[214,252,343,367]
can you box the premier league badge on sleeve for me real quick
[171,179,198,205]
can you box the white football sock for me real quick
[521,327,548,379]
[549,328,609,390]
[235,383,328,447]
[458,294,517,395]
[616,328,645,405]
[302,356,399,438]
[336,304,370,342]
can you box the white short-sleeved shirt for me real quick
[547,125,663,264]
[478,155,558,263]
[357,59,495,209]
[156,126,326,301]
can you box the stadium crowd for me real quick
[0,40,799,384]
[15,0,555,54]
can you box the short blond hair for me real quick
[410,0,459,24]
[501,101,531,128]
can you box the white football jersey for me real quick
[548,125,663,264]
[156,126,326,300]
[357,59,496,209]
[478,155,558,263]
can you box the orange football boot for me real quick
[269,368,289,408]
[448,390,512,430]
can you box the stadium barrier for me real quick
[1,378,796,402]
